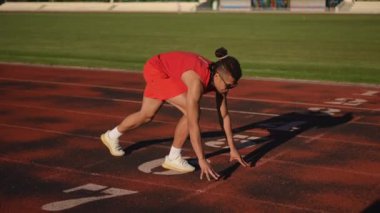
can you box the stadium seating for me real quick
[0,0,379,13]
[335,0,380,13]
[219,0,251,11]
[290,0,326,12]
[349,1,380,13]
[0,1,200,12]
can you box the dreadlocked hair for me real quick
[209,47,242,81]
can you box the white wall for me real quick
[290,0,326,12]
[0,2,200,12]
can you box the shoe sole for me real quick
[100,134,124,157]
[162,161,195,173]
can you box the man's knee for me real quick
[181,111,187,117]
[140,111,155,123]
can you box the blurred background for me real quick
[0,0,379,84]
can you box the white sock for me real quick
[107,127,122,140]
[168,146,182,160]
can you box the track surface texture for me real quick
[0,63,379,212]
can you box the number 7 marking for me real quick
[42,183,138,211]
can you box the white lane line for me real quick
[1,77,379,112]
[199,106,279,117]
[224,96,380,112]
[254,115,366,168]
[0,122,184,151]
[0,102,264,131]
[353,121,380,127]
[2,86,378,120]
[1,90,280,117]
[0,123,107,141]
[0,77,143,92]
[254,131,331,169]
[175,179,322,213]
[0,156,199,193]
[0,154,340,213]
[0,102,126,119]
[4,89,380,127]
[2,62,379,89]
[272,159,380,178]
[2,109,379,150]
[2,96,380,129]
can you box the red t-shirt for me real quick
[143,51,214,100]
[147,51,212,89]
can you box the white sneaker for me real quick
[162,156,195,173]
[100,131,125,157]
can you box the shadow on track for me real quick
[218,110,353,179]
[123,110,353,179]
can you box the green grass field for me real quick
[0,12,379,84]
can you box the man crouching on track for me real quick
[100,47,249,181]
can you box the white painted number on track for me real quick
[325,98,367,106]
[42,183,137,211]
[205,134,260,149]
[205,138,229,149]
[308,107,341,116]
[139,134,263,176]
[359,91,379,97]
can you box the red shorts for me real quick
[143,62,187,101]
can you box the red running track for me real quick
[0,63,379,212]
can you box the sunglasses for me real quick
[218,71,237,90]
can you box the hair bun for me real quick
[215,47,228,59]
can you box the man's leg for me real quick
[161,94,195,172]
[101,97,163,156]
[117,97,163,132]
[172,115,188,149]
[166,94,189,157]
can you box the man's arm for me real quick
[182,71,220,180]
[216,92,235,148]
[183,72,204,161]
[216,92,249,167]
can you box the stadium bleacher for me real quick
[0,1,200,12]
[290,0,326,12]
[349,0,380,13]
[0,0,379,13]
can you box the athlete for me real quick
[100,47,249,181]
